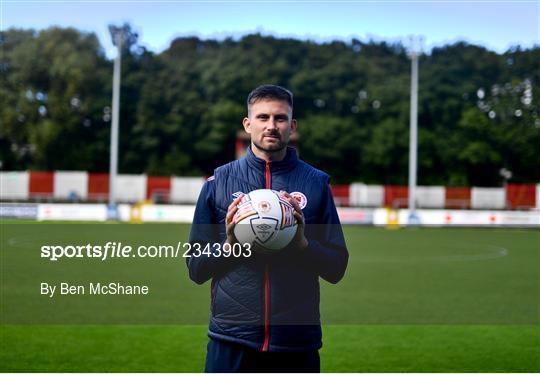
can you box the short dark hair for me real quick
[247,84,293,112]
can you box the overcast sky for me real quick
[2,1,539,58]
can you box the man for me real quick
[187,84,348,372]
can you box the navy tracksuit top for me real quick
[187,146,349,352]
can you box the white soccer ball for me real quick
[233,189,298,251]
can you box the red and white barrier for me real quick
[29,171,54,200]
[0,171,29,200]
[384,185,409,208]
[53,171,88,200]
[115,174,147,202]
[170,177,205,204]
[471,187,505,209]
[88,173,109,201]
[2,170,539,211]
[506,184,533,208]
[146,176,171,202]
[349,183,384,207]
[416,186,445,208]
[445,187,471,209]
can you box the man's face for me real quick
[243,99,297,154]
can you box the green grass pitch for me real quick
[1,222,538,372]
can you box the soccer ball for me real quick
[233,189,298,251]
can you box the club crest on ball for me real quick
[258,200,271,213]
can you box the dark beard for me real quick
[252,138,287,153]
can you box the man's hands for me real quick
[280,191,309,250]
[225,191,308,250]
[225,194,244,245]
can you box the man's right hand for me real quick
[225,194,244,245]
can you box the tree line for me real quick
[1,25,539,186]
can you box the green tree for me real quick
[0,27,110,171]
[298,115,362,183]
[2,28,538,186]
